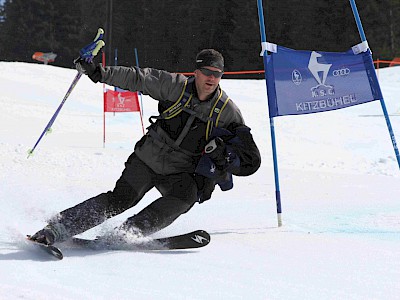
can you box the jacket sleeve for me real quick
[226,123,261,177]
[99,65,186,102]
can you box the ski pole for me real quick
[28,28,105,158]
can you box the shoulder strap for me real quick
[205,89,230,140]
[148,77,230,148]
[160,77,195,120]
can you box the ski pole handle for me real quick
[91,40,105,58]
[93,28,104,43]
[78,28,106,62]
[90,28,106,57]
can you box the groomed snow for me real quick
[1,62,399,299]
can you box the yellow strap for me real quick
[215,96,230,126]
[165,94,193,119]
[205,89,226,140]
[161,80,228,140]
[162,79,191,119]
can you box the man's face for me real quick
[194,66,223,100]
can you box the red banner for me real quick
[104,90,140,112]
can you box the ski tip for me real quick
[193,230,210,238]
[191,230,211,246]
[26,235,64,260]
[47,247,64,260]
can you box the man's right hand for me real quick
[75,59,102,83]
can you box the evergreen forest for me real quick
[0,0,399,78]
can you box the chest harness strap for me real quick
[148,77,230,155]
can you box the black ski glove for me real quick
[75,58,102,83]
[195,175,216,203]
[205,137,228,170]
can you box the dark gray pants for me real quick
[52,153,198,238]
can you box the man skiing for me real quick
[29,48,261,245]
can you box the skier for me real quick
[29,49,261,245]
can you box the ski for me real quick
[70,230,210,251]
[26,235,64,260]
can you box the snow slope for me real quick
[1,62,400,300]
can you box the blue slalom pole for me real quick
[257,0,282,227]
[134,48,140,68]
[113,48,118,116]
[349,0,400,169]
[134,47,144,116]
[349,0,367,41]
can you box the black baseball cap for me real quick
[195,49,224,71]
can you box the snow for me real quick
[1,61,400,300]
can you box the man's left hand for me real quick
[205,137,227,169]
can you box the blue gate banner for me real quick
[266,45,383,117]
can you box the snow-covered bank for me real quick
[1,62,400,299]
